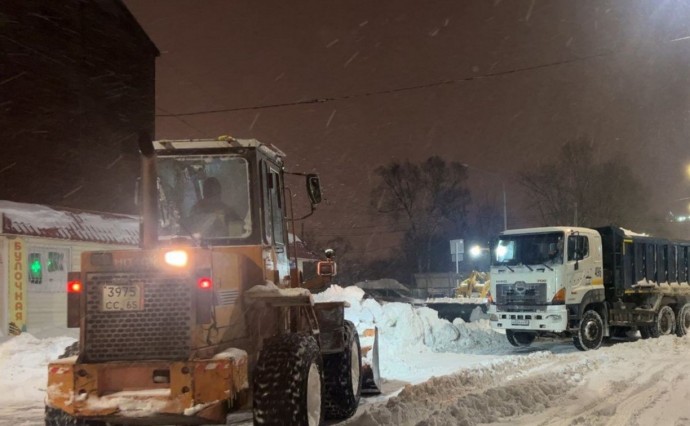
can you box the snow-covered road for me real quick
[348,336,690,425]
[2,286,690,425]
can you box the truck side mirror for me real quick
[306,174,322,205]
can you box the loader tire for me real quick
[323,320,361,420]
[45,406,105,426]
[676,303,690,337]
[648,305,675,337]
[253,333,324,426]
[573,310,604,351]
[506,330,535,347]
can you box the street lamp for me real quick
[462,164,508,230]
[469,244,487,258]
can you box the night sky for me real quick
[123,0,690,255]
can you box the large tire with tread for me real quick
[45,406,105,426]
[323,321,361,420]
[253,333,324,426]
[573,310,604,351]
[648,305,675,337]
[676,303,690,337]
[506,330,536,347]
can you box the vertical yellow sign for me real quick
[9,238,27,334]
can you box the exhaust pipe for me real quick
[138,132,158,249]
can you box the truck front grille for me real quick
[83,272,193,362]
[495,282,547,306]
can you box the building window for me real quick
[48,251,65,272]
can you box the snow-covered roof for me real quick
[500,226,595,236]
[0,201,139,246]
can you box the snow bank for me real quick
[314,285,510,383]
[0,333,76,404]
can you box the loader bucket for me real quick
[359,327,381,395]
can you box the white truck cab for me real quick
[488,227,604,346]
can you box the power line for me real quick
[156,49,614,118]
[313,229,407,237]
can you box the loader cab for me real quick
[153,138,289,248]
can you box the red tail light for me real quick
[68,280,82,293]
[197,277,212,290]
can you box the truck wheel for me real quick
[506,330,536,347]
[253,333,324,426]
[676,303,690,337]
[323,320,361,420]
[573,310,604,351]
[45,406,105,426]
[648,305,675,337]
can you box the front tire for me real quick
[323,321,361,420]
[573,310,604,351]
[506,330,536,347]
[253,333,324,426]
[676,303,690,337]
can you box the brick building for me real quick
[0,1,158,214]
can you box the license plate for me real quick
[511,319,529,326]
[101,283,143,311]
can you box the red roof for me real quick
[0,201,138,246]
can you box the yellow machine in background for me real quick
[455,270,491,299]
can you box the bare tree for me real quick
[520,137,649,228]
[371,156,471,273]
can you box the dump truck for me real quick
[45,135,380,426]
[488,226,690,351]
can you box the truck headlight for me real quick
[545,314,562,322]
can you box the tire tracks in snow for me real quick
[344,350,599,426]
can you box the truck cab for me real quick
[488,227,604,346]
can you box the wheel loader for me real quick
[45,135,380,426]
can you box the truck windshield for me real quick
[492,232,564,266]
[156,155,252,241]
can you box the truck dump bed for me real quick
[595,226,690,298]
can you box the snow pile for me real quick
[314,285,510,383]
[0,334,76,404]
[245,280,312,297]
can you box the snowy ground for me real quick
[3,286,690,425]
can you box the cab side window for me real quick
[567,235,589,261]
[260,161,285,246]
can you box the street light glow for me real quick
[469,245,483,258]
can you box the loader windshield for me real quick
[492,231,564,266]
[157,155,252,241]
